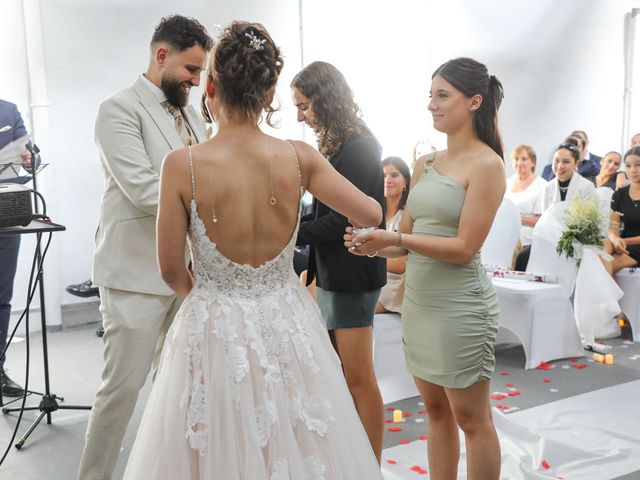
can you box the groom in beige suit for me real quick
[77,16,212,480]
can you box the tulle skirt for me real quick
[123,279,382,479]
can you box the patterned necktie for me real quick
[163,101,194,146]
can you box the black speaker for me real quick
[0,183,32,227]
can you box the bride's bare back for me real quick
[188,130,303,267]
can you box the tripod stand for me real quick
[1,162,91,449]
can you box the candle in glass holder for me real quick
[605,354,614,365]
[393,409,404,423]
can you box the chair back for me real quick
[594,186,613,236]
[482,197,521,268]
[528,202,579,296]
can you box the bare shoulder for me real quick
[162,147,191,177]
[287,139,320,161]
[472,147,505,180]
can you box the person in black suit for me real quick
[0,99,34,397]
[571,130,601,180]
[291,61,386,462]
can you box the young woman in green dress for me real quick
[346,57,505,480]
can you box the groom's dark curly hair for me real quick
[151,15,213,52]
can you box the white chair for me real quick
[616,268,640,342]
[526,202,578,295]
[493,203,584,368]
[482,197,521,268]
[372,313,419,403]
[594,187,614,237]
[526,202,621,345]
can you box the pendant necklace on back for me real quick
[209,156,276,224]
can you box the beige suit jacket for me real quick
[92,77,206,296]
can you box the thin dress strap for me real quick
[425,150,436,169]
[285,140,304,194]
[187,144,196,201]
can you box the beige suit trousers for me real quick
[77,287,181,480]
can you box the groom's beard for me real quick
[161,74,191,108]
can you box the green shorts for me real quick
[316,287,381,331]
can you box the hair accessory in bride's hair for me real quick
[245,31,266,51]
[212,24,224,41]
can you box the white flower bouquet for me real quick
[556,198,605,259]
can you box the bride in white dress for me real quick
[122,21,384,479]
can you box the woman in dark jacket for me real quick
[291,61,386,462]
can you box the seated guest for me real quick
[376,156,410,314]
[541,135,583,181]
[615,133,640,189]
[608,146,640,274]
[571,129,601,181]
[515,142,597,270]
[594,151,625,190]
[504,144,546,250]
[540,142,597,210]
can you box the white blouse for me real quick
[540,173,596,212]
[505,175,547,246]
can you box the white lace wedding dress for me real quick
[123,160,382,479]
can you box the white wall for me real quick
[2,0,303,331]
[2,0,640,329]
[301,0,640,173]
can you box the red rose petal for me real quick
[387,407,396,411]
[541,459,550,469]
[387,459,397,465]
[403,412,413,417]
[387,426,402,432]
[536,361,552,370]
[571,364,588,369]
[418,409,428,414]
[490,394,507,400]
[505,382,514,387]
[495,404,511,410]
[419,435,429,441]
[508,390,521,396]
[570,358,578,362]
[411,465,423,472]
[384,419,392,424]
[543,378,551,383]
[501,371,510,376]
[400,440,410,444]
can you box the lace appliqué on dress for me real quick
[294,394,335,436]
[270,456,326,480]
[254,401,278,448]
[271,460,290,480]
[179,293,210,455]
[304,455,327,480]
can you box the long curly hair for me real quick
[290,61,361,157]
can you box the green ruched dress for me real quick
[402,165,499,388]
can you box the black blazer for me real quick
[297,123,386,293]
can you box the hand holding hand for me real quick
[613,237,628,255]
[344,226,392,256]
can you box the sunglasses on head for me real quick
[558,143,580,154]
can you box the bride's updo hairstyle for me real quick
[433,57,505,159]
[205,21,283,126]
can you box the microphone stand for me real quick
[2,147,91,449]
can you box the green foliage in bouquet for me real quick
[556,198,605,258]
